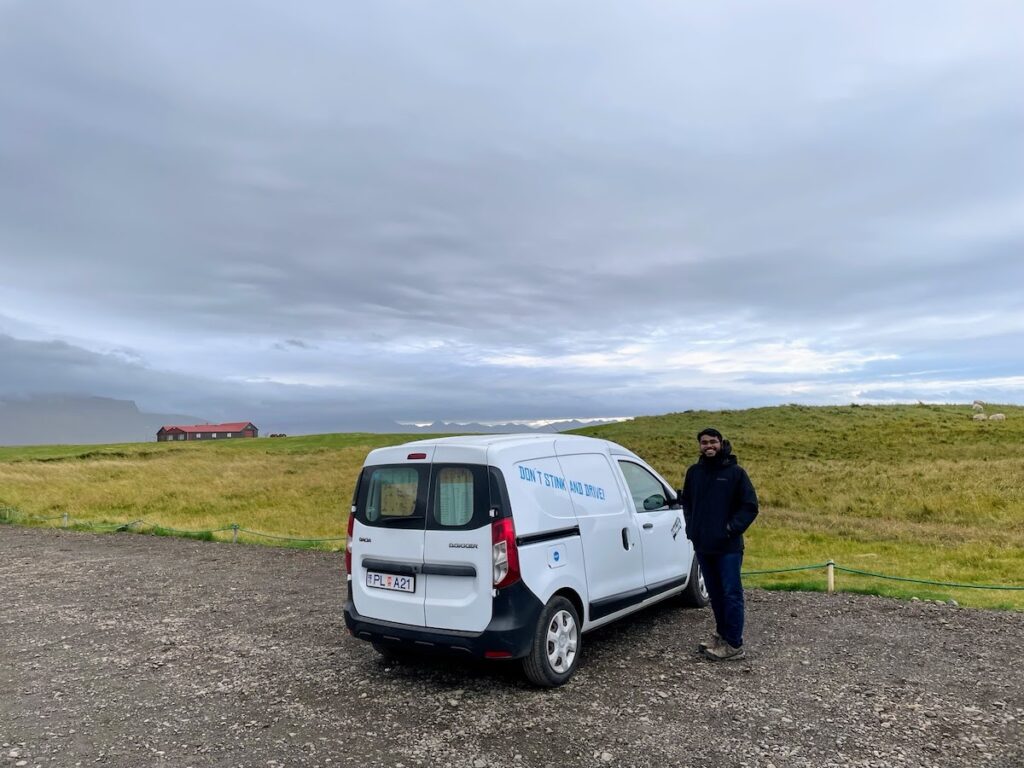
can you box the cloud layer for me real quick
[2,2,1022,433]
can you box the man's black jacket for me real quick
[679,442,759,555]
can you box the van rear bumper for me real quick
[344,580,544,659]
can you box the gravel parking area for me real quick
[2,526,1022,768]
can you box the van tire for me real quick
[679,558,710,608]
[522,596,581,687]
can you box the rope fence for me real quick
[2,505,1023,592]
[0,506,346,545]
[741,559,1024,592]
[831,563,1024,591]
[742,563,830,576]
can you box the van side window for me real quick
[434,467,474,526]
[617,461,668,513]
[366,467,422,522]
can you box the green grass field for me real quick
[2,404,1022,608]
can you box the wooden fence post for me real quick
[827,559,835,593]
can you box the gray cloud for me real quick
[1,1,1023,437]
[272,339,316,351]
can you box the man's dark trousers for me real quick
[696,551,745,648]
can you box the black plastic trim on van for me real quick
[344,579,543,659]
[488,466,511,518]
[351,469,363,507]
[361,558,477,578]
[516,525,581,547]
[645,575,687,597]
[588,575,687,621]
[361,558,419,575]
[423,563,476,577]
[589,587,648,621]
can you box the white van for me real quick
[343,434,708,686]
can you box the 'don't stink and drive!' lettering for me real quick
[520,466,605,500]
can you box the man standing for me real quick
[680,428,759,660]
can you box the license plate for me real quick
[365,570,416,593]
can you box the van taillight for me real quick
[345,508,355,575]
[491,516,520,589]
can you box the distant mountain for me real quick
[0,394,628,445]
[400,419,624,434]
[0,396,204,446]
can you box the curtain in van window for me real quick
[436,467,473,526]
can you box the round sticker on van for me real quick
[548,544,567,569]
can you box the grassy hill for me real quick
[576,404,1024,609]
[2,404,1022,608]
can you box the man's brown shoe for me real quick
[704,641,745,661]
[698,634,723,653]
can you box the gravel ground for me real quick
[1,526,1022,768]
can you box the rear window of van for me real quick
[356,463,509,530]
[434,467,474,526]
[364,466,425,522]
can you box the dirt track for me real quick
[1,526,1022,768]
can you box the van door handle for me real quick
[621,528,630,550]
[642,522,654,530]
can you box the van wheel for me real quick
[680,558,710,608]
[522,596,581,687]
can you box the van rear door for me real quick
[421,452,495,632]
[351,456,431,627]
[352,446,495,633]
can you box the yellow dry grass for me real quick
[2,405,1022,607]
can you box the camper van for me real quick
[343,434,708,686]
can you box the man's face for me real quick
[698,435,721,458]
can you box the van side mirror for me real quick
[643,494,666,511]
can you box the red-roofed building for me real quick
[156,422,258,442]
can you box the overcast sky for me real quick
[2,1,1023,433]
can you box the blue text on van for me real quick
[518,465,606,500]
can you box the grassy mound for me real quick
[1,404,1021,608]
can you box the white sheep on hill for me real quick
[989,413,1006,421]
[972,413,988,421]
[972,399,985,406]
[972,403,985,411]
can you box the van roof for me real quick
[399,433,626,450]
[365,433,642,465]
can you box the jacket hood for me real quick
[699,439,737,467]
